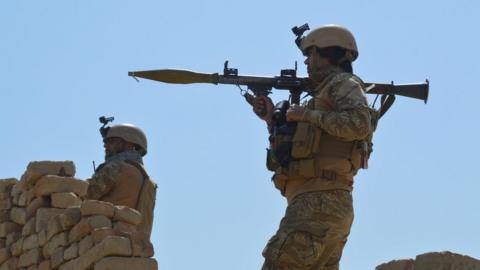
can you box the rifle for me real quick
[128,61,429,116]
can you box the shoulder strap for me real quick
[378,94,395,119]
[124,160,149,180]
[123,160,157,208]
[124,160,157,237]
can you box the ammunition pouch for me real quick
[267,122,373,173]
[266,123,296,171]
[290,165,339,182]
[288,158,316,179]
[272,171,289,195]
[267,118,374,196]
[291,122,322,159]
[350,140,372,171]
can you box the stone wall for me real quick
[377,251,480,270]
[0,161,158,270]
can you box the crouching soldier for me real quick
[87,122,157,237]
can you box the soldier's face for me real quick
[304,47,332,77]
[103,137,126,159]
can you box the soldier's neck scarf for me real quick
[310,66,343,88]
[310,66,344,95]
[105,150,143,165]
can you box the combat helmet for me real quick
[301,24,358,62]
[105,124,148,156]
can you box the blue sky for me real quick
[1,1,479,269]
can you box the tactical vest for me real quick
[267,73,376,198]
[125,161,158,237]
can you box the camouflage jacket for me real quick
[305,68,372,141]
[87,160,144,209]
[87,159,157,236]
[277,68,373,202]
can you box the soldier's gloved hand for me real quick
[253,96,273,124]
[286,104,309,122]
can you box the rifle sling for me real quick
[378,94,395,119]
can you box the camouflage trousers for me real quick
[261,190,354,270]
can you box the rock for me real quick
[51,193,82,209]
[34,176,87,198]
[18,248,42,268]
[376,259,415,270]
[0,179,16,200]
[18,192,28,207]
[0,222,21,238]
[78,235,92,256]
[26,197,50,220]
[68,218,91,244]
[131,231,154,258]
[0,248,10,265]
[377,251,480,270]
[5,232,20,247]
[0,257,18,270]
[0,199,12,211]
[35,208,64,233]
[26,189,36,206]
[51,247,65,269]
[91,228,115,245]
[42,232,68,258]
[415,251,480,270]
[113,221,137,235]
[63,207,81,225]
[9,237,23,256]
[23,234,39,251]
[113,206,141,225]
[9,207,26,225]
[46,216,62,241]
[94,257,158,270]
[80,200,114,218]
[0,210,10,223]
[22,218,36,237]
[27,264,39,270]
[46,211,80,241]
[63,243,78,261]
[88,216,112,229]
[37,230,47,247]
[38,260,50,270]
[10,183,23,200]
[21,161,75,188]
[58,236,132,270]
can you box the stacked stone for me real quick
[376,251,480,270]
[0,178,21,270]
[0,161,157,270]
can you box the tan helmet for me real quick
[301,24,358,62]
[106,124,148,156]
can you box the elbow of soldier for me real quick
[355,121,373,140]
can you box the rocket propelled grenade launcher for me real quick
[128,22,428,117]
[128,60,429,106]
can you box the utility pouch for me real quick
[291,122,321,159]
[350,140,370,171]
[266,148,279,172]
[288,159,316,179]
[272,172,289,196]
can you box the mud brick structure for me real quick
[376,252,480,270]
[0,161,158,270]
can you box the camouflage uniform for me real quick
[262,67,372,270]
[87,157,157,236]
